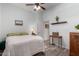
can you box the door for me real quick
[43,21,49,40]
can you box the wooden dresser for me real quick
[70,32,79,56]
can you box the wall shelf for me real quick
[51,21,67,25]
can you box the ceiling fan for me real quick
[25,3,46,11]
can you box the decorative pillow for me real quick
[7,32,28,36]
[19,32,29,35]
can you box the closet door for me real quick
[43,21,49,40]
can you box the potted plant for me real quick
[75,24,79,31]
[55,16,59,22]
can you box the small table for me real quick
[49,35,62,48]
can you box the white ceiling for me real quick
[11,3,60,12]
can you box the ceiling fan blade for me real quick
[35,3,39,6]
[40,3,45,4]
[25,4,35,6]
[40,6,46,10]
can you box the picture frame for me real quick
[45,24,49,28]
[15,20,23,26]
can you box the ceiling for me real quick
[11,3,60,12]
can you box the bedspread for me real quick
[2,35,45,56]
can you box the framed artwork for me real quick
[15,20,23,26]
[45,24,49,28]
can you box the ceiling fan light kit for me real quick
[26,3,46,11]
[33,5,41,11]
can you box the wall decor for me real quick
[15,20,23,26]
[45,24,49,28]
[51,21,67,25]
[51,16,67,25]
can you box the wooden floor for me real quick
[34,40,69,56]
[44,45,69,56]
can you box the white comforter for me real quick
[2,35,45,56]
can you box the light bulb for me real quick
[34,5,41,11]
[34,5,37,9]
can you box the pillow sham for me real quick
[7,32,28,36]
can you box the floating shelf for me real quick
[51,21,67,25]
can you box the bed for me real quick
[2,34,45,56]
